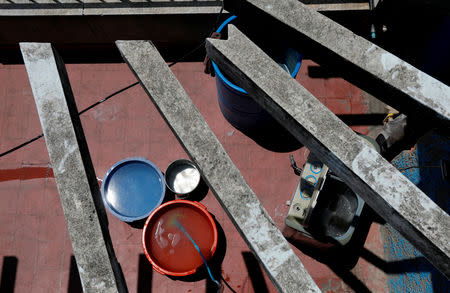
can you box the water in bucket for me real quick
[147,205,215,272]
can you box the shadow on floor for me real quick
[138,254,153,293]
[232,113,387,153]
[68,256,83,293]
[68,254,154,293]
[386,128,450,292]
[180,177,210,202]
[283,200,449,292]
[337,114,385,125]
[307,65,341,79]
[127,218,149,230]
[0,256,18,293]
[242,252,269,293]
[241,123,303,153]
[282,206,374,292]
[360,248,429,274]
[128,180,210,230]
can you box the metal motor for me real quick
[285,135,379,245]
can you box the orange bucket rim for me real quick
[142,199,218,276]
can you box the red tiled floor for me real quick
[42,179,65,217]
[60,233,73,272]
[16,179,45,216]
[31,268,61,293]
[324,77,354,100]
[13,237,38,277]
[0,61,388,292]
[296,60,326,98]
[0,180,20,216]
[36,240,64,271]
[0,214,15,256]
[326,98,352,115]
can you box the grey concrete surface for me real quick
[20,43,127,293]
[225,0,450,124]
[0,0,372,16]
[0,0,223,16]
[205,25,450,278]
[116,40,321,293]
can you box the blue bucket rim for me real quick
[212,15,302,94]
[101,156,166,222]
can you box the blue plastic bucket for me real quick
[101,157,166,222]
[213,15,302,132]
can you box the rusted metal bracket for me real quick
[205,25,450,278]
[116,40,321,293]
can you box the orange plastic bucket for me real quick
[142,200,218,276]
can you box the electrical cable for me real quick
[174,220,221,288]
[221,275,238,293]
[78,81,140,115]
[167,41,207,68]
[0,2,225,158]
[0,133,44,158]
[168,1,224,68]
[0,82,139,158]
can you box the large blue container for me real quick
[213,15,302,132]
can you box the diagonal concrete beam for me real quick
[20,43,127,293]
[224,0,450,124]
[115,40,321,293]
[205,25,450,278]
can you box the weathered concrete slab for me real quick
[0,0,371,16]
[308,2,370,11]
[115,40,321,293]
[0,0,222,16]
[224,0,450,124]
[205,25,450,277]
[20,43,127,293]
[82,1,223,16]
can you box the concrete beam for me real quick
[205,25,450,277]
[308,3,370,11]
[115,40,321,293]
[20,43,127,293]
[0,0,370,16]
[224,0,450,124]
[0,1,223,16]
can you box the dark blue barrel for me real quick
[212,15,302,133]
